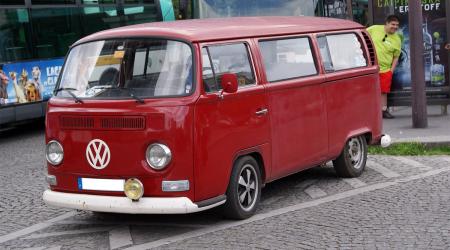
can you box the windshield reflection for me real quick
[57,39,193,99]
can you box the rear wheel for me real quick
[222,156,261,220]
[333,135,367,178]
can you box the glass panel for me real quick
[201,48,219,92]
[31,0,76,4]
[322,0,350,19]
[30,8,82,58]
[0,9,32,63]
[317,36,333,72]
[58,39,193,99]
[326,33,367,71]
[260,38,317,82]
[81,5,159,35]
[0,0,25,5]
[124,0,155,4]
[122,5,159,25]
[82,0,116,4]
[203,43,255,92]
[197,0,318,18]
[352,0,369,26]
[81,6,120,35]
[172,0,192,19]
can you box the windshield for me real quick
[57,39,193,99]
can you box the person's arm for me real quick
[445,43,450,50]
[391,57,399,72]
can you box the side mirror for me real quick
[220,73,238,94]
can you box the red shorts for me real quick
[379,71,393,94]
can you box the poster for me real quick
[0,58,64,105]
[372,0,448,93]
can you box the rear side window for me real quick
[259,37,317,82]
[318,33,367,71]
[202,43,255,93]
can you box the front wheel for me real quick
[333,135,368,178]
[222,156,262,220]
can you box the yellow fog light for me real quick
[124,178,144,201]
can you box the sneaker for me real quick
[382,110,395,119]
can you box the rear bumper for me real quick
[43,190,225,214]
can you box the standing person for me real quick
[367,15,402,119]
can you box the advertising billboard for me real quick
[372,0,448,96]
[0,58,64,106]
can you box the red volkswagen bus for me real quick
[44,17,387,219]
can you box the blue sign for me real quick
[0,58,64,105]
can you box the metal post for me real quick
[409,0,428,128]
[446,0,450,113]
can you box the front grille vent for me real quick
[101,117,145,130]
[60,116,94,129]
[60,116,146,130]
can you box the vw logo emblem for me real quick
[86,139,111,169]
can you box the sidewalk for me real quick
[383,105,450,144]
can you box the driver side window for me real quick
[202,43,255,93]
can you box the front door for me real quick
[194,41,270,201]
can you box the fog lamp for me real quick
[124,178,144,201]
[46,140,64,165]
[146,143,172,170]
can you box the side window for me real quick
[202,43,255,93]
[320,33,367,71]
[317,36,333,72]
[259,37,317,82]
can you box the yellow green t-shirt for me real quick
[367,25,402,73]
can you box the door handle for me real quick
[255,108,268,116]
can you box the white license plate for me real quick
[78,178,125,192]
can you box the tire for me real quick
[333,135,368,178]
[222,156,262,220]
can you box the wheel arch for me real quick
[231,146,268,185]
[333,128,372,159]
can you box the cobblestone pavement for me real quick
[1,121,450,249]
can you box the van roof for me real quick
[75,16,363,45]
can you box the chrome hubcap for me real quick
[237,164,258,211]
[348,137,363,169]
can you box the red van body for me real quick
[44,17,383,219]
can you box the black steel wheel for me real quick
[222,156,261,220]
[333,135,367,178]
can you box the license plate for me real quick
[78,178,125,192]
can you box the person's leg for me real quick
[381,93,387,111]
[379,72,394,119]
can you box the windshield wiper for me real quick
[120,87,145,104]
[54,87,83,104]
[86,86,144,103]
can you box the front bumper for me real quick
[43,190,225,214]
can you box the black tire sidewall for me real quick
[224,156,262,219]
[334,135,368,177]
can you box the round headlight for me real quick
[46,140,64,165]
[146,143,172,170]
[124,178,144,201]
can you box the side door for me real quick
[316,31,380,158]
[257,35,328,179]
[193,40,271,201]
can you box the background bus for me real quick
[0,0,181,126]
